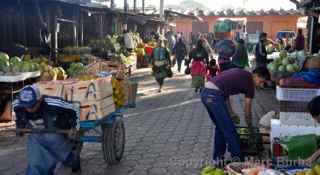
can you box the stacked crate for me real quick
[271,86,320,157]
[37,77,114,121]
[276,86,320,126]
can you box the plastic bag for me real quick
[280,134,318,160]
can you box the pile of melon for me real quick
[0,52,40,74]
[267,50,300,74]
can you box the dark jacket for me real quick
[172,41,187,59]
[188,47,209,65]
[13,96,79,129]
[295,34,305,51]
[255,40,267,64]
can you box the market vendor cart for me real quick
[17,107,126,164]
[14,74,128,165]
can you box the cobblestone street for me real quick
[0,67,278,175]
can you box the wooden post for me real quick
[80,13,84,46]
[100,15,103,38]
[74,24,78,47]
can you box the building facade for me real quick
[172,9,304,43]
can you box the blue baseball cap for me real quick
[18,85,41,108]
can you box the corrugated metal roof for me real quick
[177,9,304,17]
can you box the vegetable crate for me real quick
[236,127,270,158]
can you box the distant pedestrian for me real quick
[187,39,209,93]
[232,39,249,69]
[172,38,187,72]
[295,28,305,51]
[207,59,218,80]
[255,32,268,68]
[150,38,172,93]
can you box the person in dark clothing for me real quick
[255,33,268,68]
[305,96,320,163]
[207,59,218,80]
[14,85,81,175]
[172,38,187,72]
[295,28,305,51]
[201,67,270,161]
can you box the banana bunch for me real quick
[111,77,126,108]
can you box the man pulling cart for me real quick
[14,85,81,174]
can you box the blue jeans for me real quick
[26,134,76,175]
[200,88,243,161]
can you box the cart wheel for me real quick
[101,116,125,165]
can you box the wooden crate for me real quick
[37,81,70,99]
[64,77,113,103]
[79,96,115,120]
[87,60,113,75]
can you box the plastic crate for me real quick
[279,112,320,127]
[279,101,308,112]
[276,86,320,102]
[236,127,267,157]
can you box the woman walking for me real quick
[187,39,209,93]
[150,38,172,93]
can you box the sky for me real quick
[113,0,297,11]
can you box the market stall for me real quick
[0,52,41,122]
[198,51,320,175]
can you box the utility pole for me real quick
[124,0,128,32]
[160,0,164,21]
[134,0,137,12]
[124,0,128,12]
[142,0,145,13]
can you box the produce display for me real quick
[267,51,300,75]
[111,76,126,108]
[201,165,225,175]
[293,163,320,175]
[62,47,91,55]
[280,134,319,160]
[89,35,121,54]
[0,52,40,74]
[67,63,87,78]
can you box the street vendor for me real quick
[305,96,320,164]
[13,85,81,175]
[150,38,172,93]
[200,67,270,161]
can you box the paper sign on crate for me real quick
[64,77,113,102]
[79,96,115,120]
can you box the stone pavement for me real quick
[0,67,278,175]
